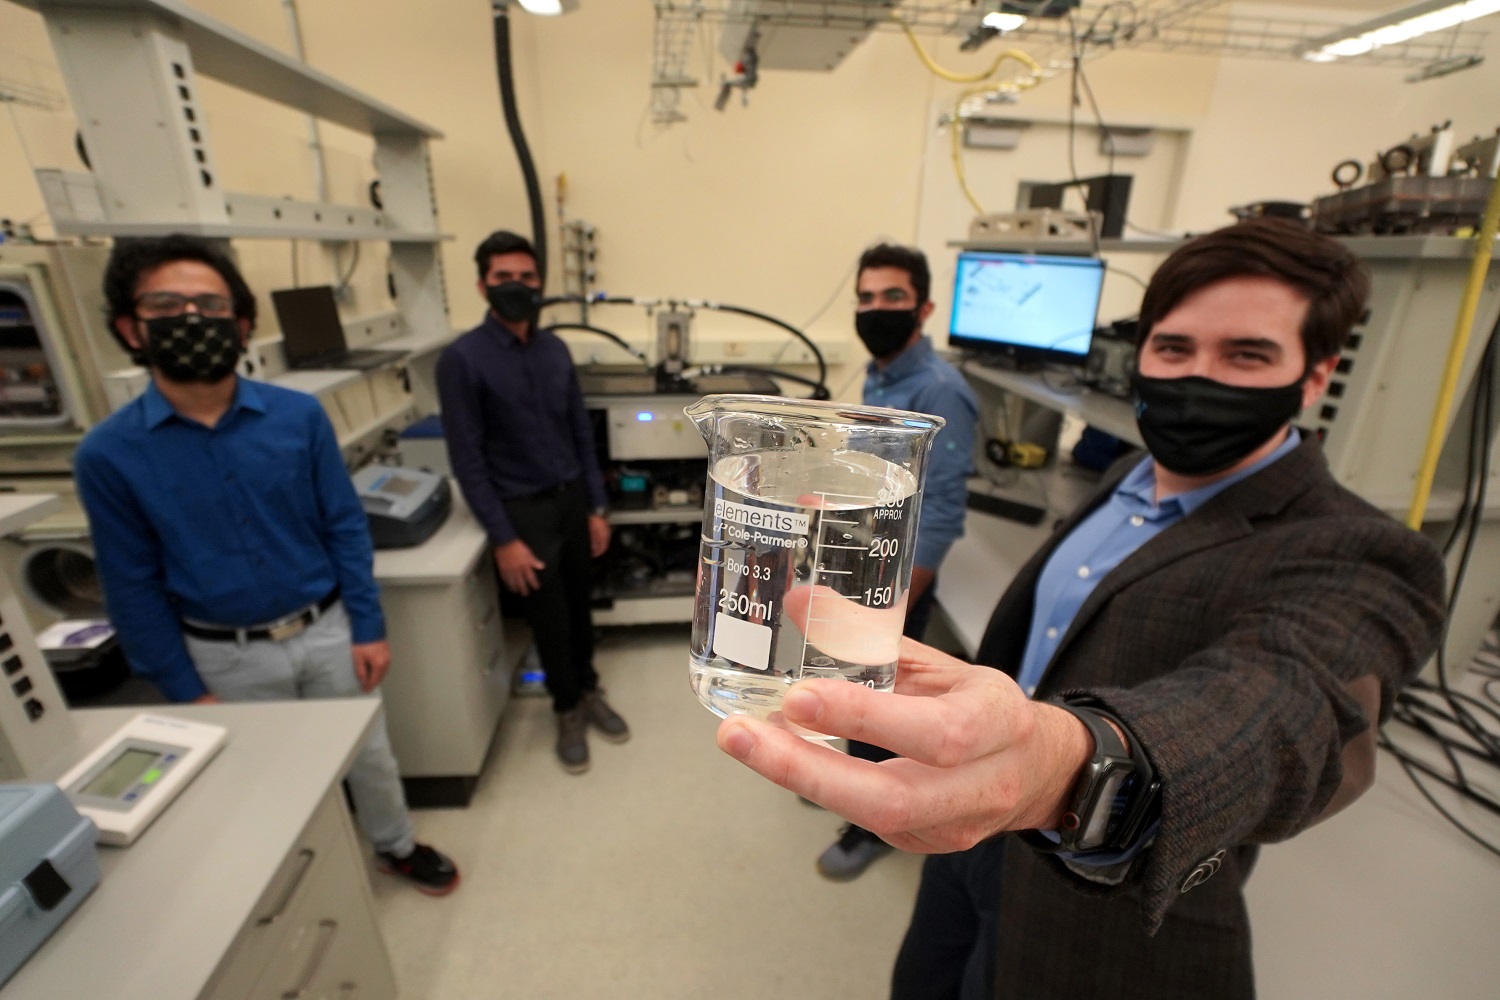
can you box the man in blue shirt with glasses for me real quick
[75,235,458,896]
[815,242,980,882]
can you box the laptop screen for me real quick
[272,286,346,366]
[947,251,1104,365]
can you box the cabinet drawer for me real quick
[202,789,347,1000]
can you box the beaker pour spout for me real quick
[684,398,718,444]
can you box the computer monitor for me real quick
[947,251,1105,367]
[272,285,346,367]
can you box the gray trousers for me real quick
[183,602,416,857]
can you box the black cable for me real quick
[704,364,830,400]
[546,322,651,367]
[492,5,547,285]
[588,295,829,398]
[696,302,828,396]
[1384,306,1500,853]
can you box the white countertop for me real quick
[960,362,1144,448]
[0,494,61,537]
[372,486,488,586]
[269,369,362,396]
[3,699,378,1000]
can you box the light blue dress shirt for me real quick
[1016,429,1303,696]
[862,336,980,571]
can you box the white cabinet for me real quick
[202,787,395,1000]
[375,493,526,807]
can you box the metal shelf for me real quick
[20,0,440,137]
[47,219,446,243]
[608,506,703,526]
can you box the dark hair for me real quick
[102,234,257,332]
[1137,219,1370,366]
[474,230,538,282]
[857,243,931,307]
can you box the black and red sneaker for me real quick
[377,843,460,896]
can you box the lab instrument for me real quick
[56,713,228,846]
[0,783,101,986]
[353,465,453,549]
[685,395,943,733]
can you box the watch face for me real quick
[1078,764,1136,851]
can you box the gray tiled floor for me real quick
[372,626,923,999]
[373,626,1500,1000]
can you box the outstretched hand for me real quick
[716,638,1091,854]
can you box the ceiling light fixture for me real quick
[1300,0,1500,62]
[515,0,580,15]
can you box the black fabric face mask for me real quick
[856,308,918,359]
[1131,373,1305,477]
[486,281,543,325]
[141,314,243,384]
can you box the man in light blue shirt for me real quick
[816,243,979,881]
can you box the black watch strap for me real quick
[1017,701,1156,856]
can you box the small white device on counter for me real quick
[55,714,227,846]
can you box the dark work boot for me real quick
[582,687,630,743]
[556,705,590,774]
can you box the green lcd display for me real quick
[80,747,162,799]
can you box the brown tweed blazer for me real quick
[975,436,1446,999]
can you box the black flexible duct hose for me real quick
[492,4,547,284]
[547,323,651,367]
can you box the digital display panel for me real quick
[80,747,160,799]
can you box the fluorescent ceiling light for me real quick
[516,0,579,15]
[1302,0,1500,61]
[982,12,1028,32]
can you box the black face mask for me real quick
[486,281,543,325]
[1131,373,1305,477]
[856,308,918,359]
[140,314,243,384]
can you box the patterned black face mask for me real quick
[140,314,243,383]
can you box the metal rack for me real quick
[651,1,1488,125]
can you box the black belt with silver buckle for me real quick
[181,588,341,643]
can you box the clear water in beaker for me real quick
[689,449,922,736]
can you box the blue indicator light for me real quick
[636,412,655,422]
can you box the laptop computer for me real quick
[272,285,407,371]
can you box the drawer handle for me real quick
[258,849,315,926]
[284,919,339,999]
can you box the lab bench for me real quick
[373,488,527,807]
[1,700,394,1000]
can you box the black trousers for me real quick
[890,838,1007,1000]
[503,480,598,714]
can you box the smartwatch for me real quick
[1018,702,1158,855]
[591,507,609,518]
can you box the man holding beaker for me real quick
[814,243,980,882]
[436,230,628,776]
[719,220,1446,998]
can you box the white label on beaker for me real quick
[713,497,809,535]
[712,612,772,671]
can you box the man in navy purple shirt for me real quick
[436,231,628,774]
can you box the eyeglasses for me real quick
[134,292,235,318]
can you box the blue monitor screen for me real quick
[948,251,1105,364]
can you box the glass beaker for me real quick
[685,394,945,736]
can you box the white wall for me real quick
[2,1,1498,377]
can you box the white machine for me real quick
[55,714,227,847]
